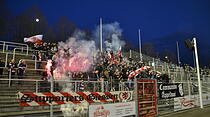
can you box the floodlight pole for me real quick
[138,29,142,62]
[100,18,103,52]
[176,41,180,65]
[193,37,203,108]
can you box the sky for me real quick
[4,0,210,66]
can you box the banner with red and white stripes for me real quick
[128,66,150,80]
[17,91,133,106]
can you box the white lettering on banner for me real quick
[160,84,177,90]
[89,101,136,117]
[161,91,176,98]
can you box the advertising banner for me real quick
[89,101,136,117]
[159,83,184,99]
[17,91,133,106]
[174,93,210,111]
[174,95,198,111]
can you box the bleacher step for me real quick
[0,109,61,117]
[0,105,60,113]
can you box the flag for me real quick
[24,35,43,44]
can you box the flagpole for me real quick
[176,41,180,65]
[138,29,142,61]
[100,18,103,52]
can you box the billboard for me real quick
[159,83,184,99]
[89,101,136,117]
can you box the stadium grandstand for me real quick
[0,40,210,117]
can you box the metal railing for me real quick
[12,47,47,60]
[0,41,28,53]
[0,75,210,116]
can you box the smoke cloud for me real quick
[49,22,125,116]
[53,30,97,80]
[93,22,125,52]
[52,30,95,116]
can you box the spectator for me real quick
[17,60,27,84]
[161,73,169,83]
[36,52,46,75]
[7,59,17,85]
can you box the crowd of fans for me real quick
[1,42,210,88]
[0,41,172,87]
[32,46,169,85]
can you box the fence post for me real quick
[164,62,167,72]
[75,82,77,92]
[8,69,11,87]
[181,68,183,82]
[111,77,113,91]
[134,78,138,116]
[161,65,163,72]
[13,48,16,60]
[36,81,38,93]
[187,79,191,97]
[93,82,96,92]
[101,78,104,92]
[50,78,54,117]
[5,53,8,67]
[21,47,24,52]
[153,58,156,71]
[119,82,122,91]
[6,45,8,51]
[3,42,5,53]
[34,56,37,70]
[26,45,29,55]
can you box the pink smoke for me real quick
[50,36,97,80]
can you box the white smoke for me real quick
[93,22,125,52]
[61,102,89,117]
[52,30,96,116]
[52,22,125,116]
[60,75,88,117]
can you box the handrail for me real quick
[0,78,43,82]
[0,41,28,54]
[12,47,46,60]
[12,47,47,58]
[0,41,28,46]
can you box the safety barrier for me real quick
[12,47,47,60]
[1,76,210,117]
[0,41,28,54]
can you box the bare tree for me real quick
[54,16,77,41]
[142,42,157,57]
[160,49,176,63]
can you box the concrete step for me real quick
[0,105,60,113]
[0,86,36,90]
[0,100,19,106]
[0,83,37,87]
[0,109,61,117]
[0,90,35,94]
[0,96,17,101]
[0,103,19,108]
